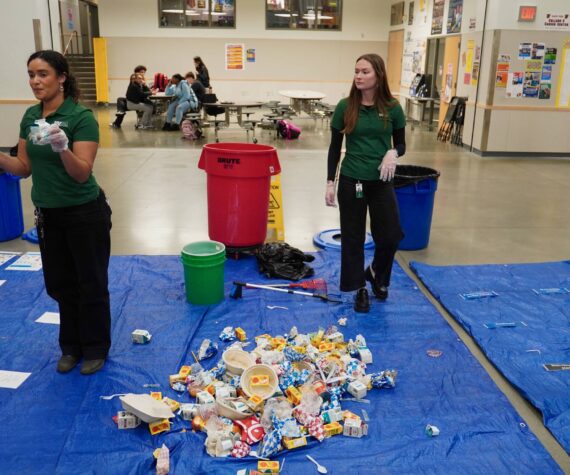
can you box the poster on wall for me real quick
[555,40,570,107]
[526,60,543,72]
[544,48,557,64]
[409,2,415,25]
[464,40,474,85]
[431,0,445,35]
[541,65,552,82]
[225,43,244,70]
[518,43,532,59]
[447,0,463,34]
[544,13,569,30]
[442,63,453,102]
[539,83,552,99]
[531,42,545,59]
[246,48,256,63]
[506,72,523,98]
[469,18,476,31]
[495,62,509,88]
[523,71,540,97]
[471,61,480,85]
[419,0,425,12]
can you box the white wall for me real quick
[100,0,391,104]
[99,0,390,41]
[486,0,570,31]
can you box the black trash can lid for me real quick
[394,165,440,188]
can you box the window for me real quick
[266,0,342,30]
[158,0,235,28]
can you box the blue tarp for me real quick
[411,260,570,454]
[0,252,562,474]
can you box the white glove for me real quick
[379,149,398,182]
[325,181,337,207]
[47,125,69,153]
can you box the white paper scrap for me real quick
[0,280,5,287]
[35,311,60,325]
[0,251,21,266]
[0,370,32,389]
[6,252,42,271]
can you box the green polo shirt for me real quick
[332,98,406,181]
[19,97,100,208]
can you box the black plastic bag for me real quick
[255,243,315,281]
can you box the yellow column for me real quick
[93,37,109,103]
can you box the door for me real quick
[438,35,461,128]
[387,29,404,95]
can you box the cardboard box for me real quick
[150,391,163,401]
[318,342,335,352]
[323,421,343,437]
[250,374,270,387]
[178,365,192,378]
[282,435,307,449]
[180,403,199,420]
[149,419,170,435]
[162,397,180,413]
[321,408,343,424]
[235,327,247,341]
[196,391,215,404]
[258,460,279,473]
[116,411,141,429]
[347,380,367,399]
[285,386,302,405]
[131,329,151,344]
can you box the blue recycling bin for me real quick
[0,171,24,242]
[394,165,440,251]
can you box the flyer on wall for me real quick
[518,43,532,59]
[506,72,523,98]
[446,0,463,34]
[495,62,509,88]
[544,48,557,64]
[431,0,444,35]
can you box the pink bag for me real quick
[277,119,301,139]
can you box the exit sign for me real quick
[518,5,537,22]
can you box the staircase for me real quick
[66,54,97,103]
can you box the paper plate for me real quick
[222,349,255,375]
[240,364,279,400]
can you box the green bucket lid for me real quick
[182,240,226,257]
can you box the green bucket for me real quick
[181,241,226,305]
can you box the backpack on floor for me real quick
[277,119,301,140]
[181,119,202,140]
[153,73,168,92]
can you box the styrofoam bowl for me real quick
[222,349,255,375]
[215,398,253,420]
[240,364,279,400]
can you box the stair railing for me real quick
[63,30,79,56]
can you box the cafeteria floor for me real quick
[1,106,569,470]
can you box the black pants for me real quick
[337,175,403,292]
[37,190,112,360]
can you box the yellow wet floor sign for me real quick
[267,174,284,241]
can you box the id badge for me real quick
[355,182,363,199]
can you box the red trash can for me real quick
[198,143,281,248]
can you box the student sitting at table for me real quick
[127,73,154,129]
[162,74,198,131]
[185,72,206,107]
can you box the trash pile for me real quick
[112,325,398,470]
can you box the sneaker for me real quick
[365,266,388,300]
[354,287,370,313]
[80,358,106,375]
[57,355,80,373]
[109,123,121,129]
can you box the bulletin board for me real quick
[492,30,570,108]
[401,33,427,87]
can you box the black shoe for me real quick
[169,123,180,131]
[354,287,370,313]
[80,358,105,375]
[57,355,80,373]
[161,123,171,131]
[365,266,389,300]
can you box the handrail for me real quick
[63,30,79,56]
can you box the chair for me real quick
[202,93,226,142]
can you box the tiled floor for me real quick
[1,106,569,469]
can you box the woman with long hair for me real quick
[325,53,406,313]
[0,50,112,374]
[193,56,211,89]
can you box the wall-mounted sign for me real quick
[518,6,537,23]
[544,13,569,30]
